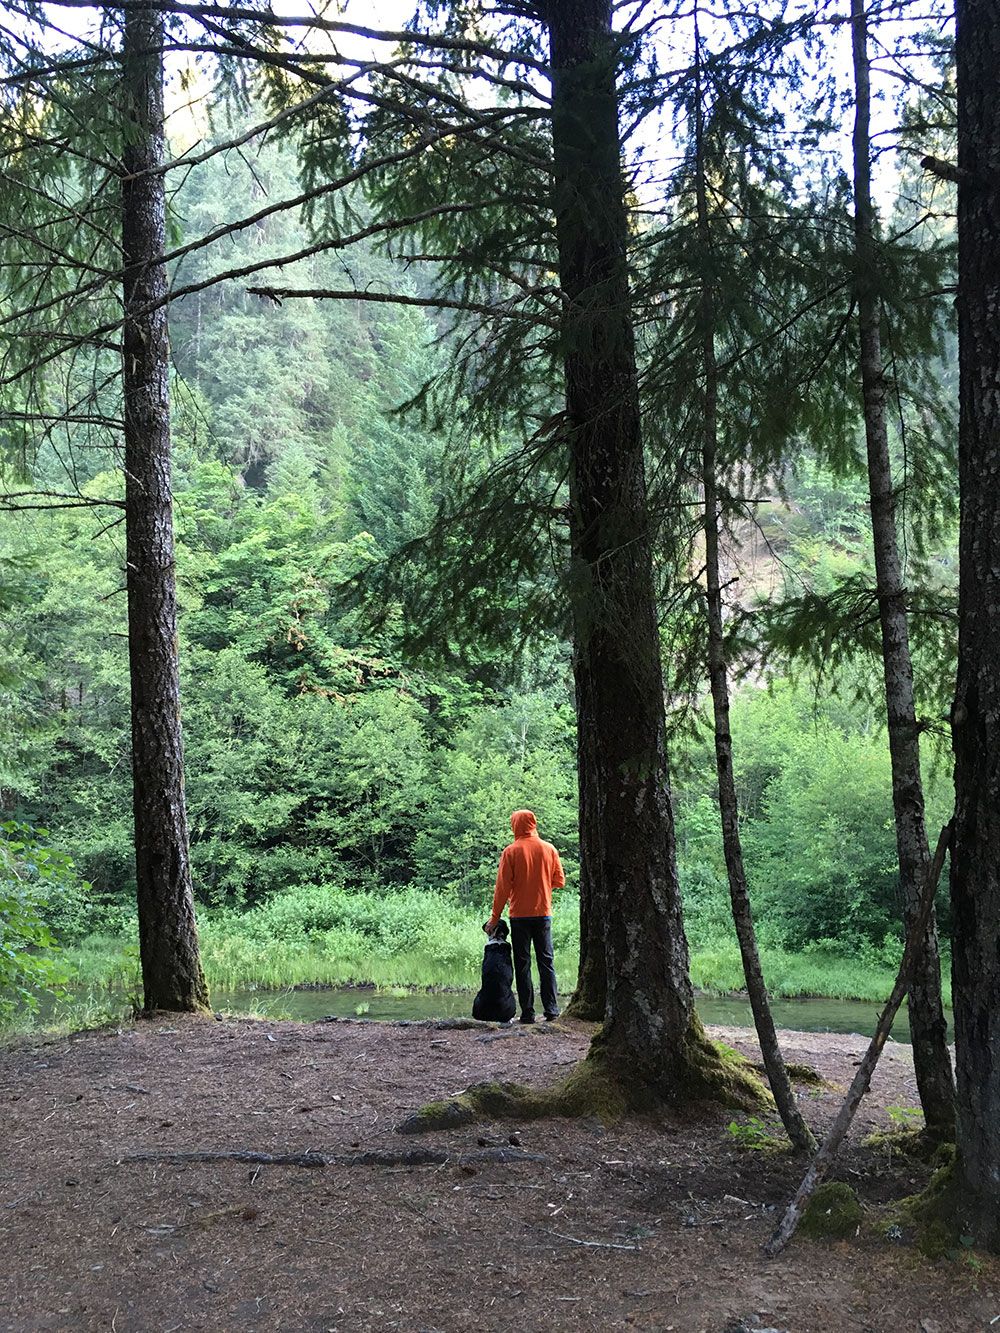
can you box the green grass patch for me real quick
[689,936,949,1004]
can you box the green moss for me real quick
[862,1126,942,1163]
[396,1098,476,1134]
[726,1115,789,1153]
[402,1062,629,1133]
[667,1022,773,1112]
[398,1016,770,1137]
[784,1061,827,1086]
[799,1182,863,1239]
[888,1146,964,1258]
[562,995,604,1022]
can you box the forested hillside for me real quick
[0,120,956,1005]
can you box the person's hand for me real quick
[482,920,493,934]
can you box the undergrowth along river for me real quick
[6,884,949,1040]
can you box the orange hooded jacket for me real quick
[488,809,565,927]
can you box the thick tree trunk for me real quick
[950,0,1000,1248]
[546,0,715,1096]
[692,30,813,1150]
[121,7,209,1013]
[566,652,607,1020]
[850,0,953,1139]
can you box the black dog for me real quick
[472,919,516,1022]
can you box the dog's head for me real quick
[489,919,509,942]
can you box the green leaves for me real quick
[0,820,87,1019]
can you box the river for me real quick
[31,983,949,1042]
[203,985,946,1042]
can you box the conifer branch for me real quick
[246,285,558,327]
[42,0,552,71]
[920,154,968,185]
[0,490,125,511]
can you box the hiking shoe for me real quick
[519,1014,536,1025]
[544,1012,560,1022]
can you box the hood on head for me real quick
[510,809,537,838]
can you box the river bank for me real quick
[6,924,942,1042]
[56,924,920,1002]
[0,1012,991,1332]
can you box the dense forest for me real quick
[2,123,958,1001]
[3,0,1000,1273]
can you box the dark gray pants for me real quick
[510,916,558,1020]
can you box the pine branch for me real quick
[42,0,552,72]
[920,154,968,185]
[246,285,558,326]
[0,490,125,511]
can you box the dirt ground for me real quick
[1,1013,994,1333]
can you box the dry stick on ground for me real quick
[764,821,953,1258]
[121,1147,547,1169]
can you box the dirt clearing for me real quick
[1,1014,993,1332]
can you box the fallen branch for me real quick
[530,1224,639,1251]
[764,821,953,1257]
[120,1146,546,1169]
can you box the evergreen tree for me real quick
[542,0,745,1100]
[948,0,1000,1250]
[120,5,208,1011]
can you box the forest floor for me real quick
[1,1014,994,1333]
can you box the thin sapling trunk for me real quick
[693,18,814,1150]
[850,0,954,1139]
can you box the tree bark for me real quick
[566,650,607,1020]
[545,0,712,1096]
[692,18,813,1151]
[950,0,1000,1249]
[121,6,209,1013]
[850,0,954,1140]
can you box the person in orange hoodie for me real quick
[484,809,565,1023]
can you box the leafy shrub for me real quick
[0,821,87,1018]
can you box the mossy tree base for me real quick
[782,1062,829,1087]
[862,1125,948,1164]
[885,1147,996,1257]
[398,1023,770,1135]
[563,994,605,1022]
[585,1017,771,1115]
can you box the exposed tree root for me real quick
[759,1061,828,1088]
[862,1125,947,1163]
[120,1146,546,1169]
[398,1021,770,1134]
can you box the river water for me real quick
[204,985,947,1042]
[31,983,950,1042]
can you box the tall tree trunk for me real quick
[692,20,813,1151]
[950,0,1000,1248]
[121,6,209,1013]
[850,0,954,1139]
[545,0,725,1099]
[566,651,607,1020]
